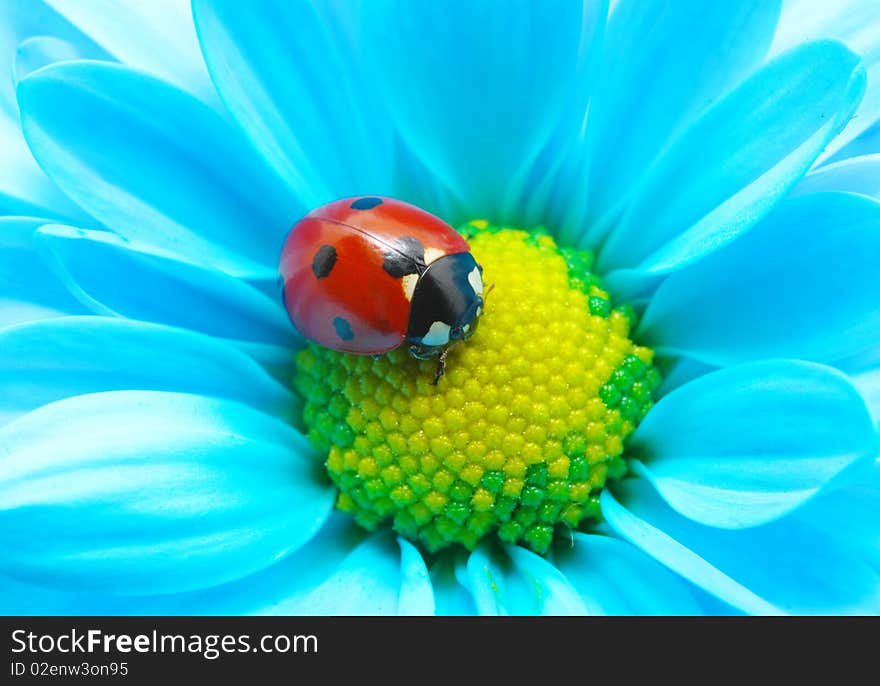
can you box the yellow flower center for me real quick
[293,222,660,554]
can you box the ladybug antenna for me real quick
[484,283,496,299]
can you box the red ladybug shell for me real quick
[280,196,470,354]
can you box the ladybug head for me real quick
[406,252,484,360]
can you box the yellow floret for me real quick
[293,225,661,554]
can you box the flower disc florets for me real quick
[294,222,660,554]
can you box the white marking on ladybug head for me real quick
[401,273,419,301]
[468,266,483,296]
[421,321,451,346]
[424,247,446,266]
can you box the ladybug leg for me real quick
[432,349,448,385]
[432,342,459,385]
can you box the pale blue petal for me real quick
[0,512,363,615]
[793,457,880,573]
[207,513,362,616]
[43,0,216,102]
[277,531,434,615]
[552,533,704,615]
[656,356,718,397]
[235,341,301,390]
[604,479,880,614]
[0,114,90,220]
[361,0,590,220]
[0,0,106,116]
[428,551,477,616]
[0,9,100,220]
[773,0,880,59]
[581,0,781,245]
[0,216,84,326]
[116,518,430,616]
[509,0,609,235]
[152,513,366,616]
[837,346,880,426]
[18,60,298,279]
[630,361,876,528]
[460,543,585,616]
[0,316,296,426]
[771,0,880,162]
[827,60,880,163]
[640,192,880,366]
[15,34,109,86]
[855,369,880,426]
[193,0,394,208]
[389,137,462,227]
[1,28,101,221]
[600,488,781,615]
[0,573,130,615]
[397,538,436,615]
[0,391,335,595]
[829,118,880,160]
[599,40,865,284]
[795,154,880,199]
[36,224,296,346]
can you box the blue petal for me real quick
[360,0,591,220]
[552,533,704,615]
[36,224,296,347]
[0,0,106,115]
[603,479,880,614]
[837,346,880,426]
[508,0,609,236]
[640,192,880,366]
[795,154,880,199]
[0,512,362,615]
[599,40,865,284]
[0,573,130,615]
[630,361,876,528]
[43,0,216,102]
[278,531,435,615]
[193,0,394,208]
[0,6,101,220]
[397,538,436,615]
[0,216,85,326]
[771,0,880,162]
[17,60,298,279]
[856,370,880,426]
[389,137,461,226]
[0,391,335,595]
[0,316,296,426]
[656,356,718,397]
[580,0,781,246]
[120,519,431,616]
[599,487,781,615]
[460,543,585,616]
[829,118,880,161]
[0,115,91,220]
[428,551,477,616]
[793,457,880,573]
[15,34,109,87]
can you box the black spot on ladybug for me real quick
[383,236,426,278]
[311,244,337,279]
[333,316,354,341]
[350,197,383,210]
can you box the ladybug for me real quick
[279,196,485,382]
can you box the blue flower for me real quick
[1,0,879,615]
